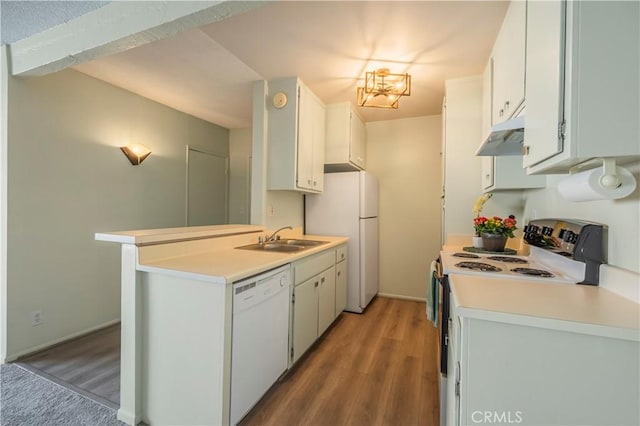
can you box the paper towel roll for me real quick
[557,166,637,202]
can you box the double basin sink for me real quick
[236,239,329,253]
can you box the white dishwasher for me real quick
[230,264,291,425]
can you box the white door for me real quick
[187,148,228,226]
[360,217,379,309]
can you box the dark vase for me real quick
[481,233,508,252]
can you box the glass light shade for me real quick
[357,68,411,108]
[120,144,152,165]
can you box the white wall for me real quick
[443,76,525,241]
[522,162,640,273]
[4,69,229,360]
[366,115,442,300]
[229,127,251,224]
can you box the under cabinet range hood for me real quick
[475,115,525,156]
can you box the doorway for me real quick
[186,147,229,226]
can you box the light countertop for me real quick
[138,234,349,284]
[96,225,349,284]
[95,224,265,245]
[449,274,640,341]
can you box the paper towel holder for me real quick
[569,158,623,189]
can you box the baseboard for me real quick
[5,318,120,362]
[378,293,427,302]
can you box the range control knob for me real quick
[558,229,567,240]
[563,231,574,243]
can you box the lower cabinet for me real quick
[291,245,347,365]
[447,297,640,426]
[292,275,320,364]
[335,258,347,317]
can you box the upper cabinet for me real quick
[490,0,526,125]
[523,0,640,173]
[481,24,545,192]
[268,78,326,193]
[324,102,367,172]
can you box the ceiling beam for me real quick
[8,1,268,76]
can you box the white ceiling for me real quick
[4,1,509,129]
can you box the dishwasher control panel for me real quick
[232,264,291,314]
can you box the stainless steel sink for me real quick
[277,239,328,247]
[235,239,328,253]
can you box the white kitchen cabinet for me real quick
[317,267,336,337]
[335,245,347,317]
[292,274,319,364]
[523,0,640,173]
[291,249,339,364]
[482,156,546,192]
[268,77,326,193]
[490,0,526,125]
[481,56,545,192]
[447,294,640,426]
[324,102,366,172]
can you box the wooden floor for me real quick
[240,296,440,426]
[17,323,121,409]
[14,297,440,424]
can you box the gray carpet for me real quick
[0,363,125,426]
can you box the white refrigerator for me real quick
[305,171,378,313]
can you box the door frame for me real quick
[185,145,229,226]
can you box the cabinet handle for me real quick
[499,108,504,117]
[313,180,317,186]
[308,179,312,184]
[504,100,510,110]
[522,145,530,155]
[321,277,325,283]
[314,281,319,288]
[337,271,341,277]
[341,253,345,259]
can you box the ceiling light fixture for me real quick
[120,143,152,165]
[357,68,411,109]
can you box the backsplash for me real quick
[522,161,640,274]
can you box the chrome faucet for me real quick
[264,226,293,243]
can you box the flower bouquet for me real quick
[473,215,518,251]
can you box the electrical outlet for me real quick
[31,310,43,326]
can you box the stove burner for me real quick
[487,256,528,264]
[455,262,502,272]
[453,252,480,259]
[511,267,555,278]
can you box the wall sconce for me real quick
[120,144,151,165]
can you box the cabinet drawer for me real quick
[294,250,335,286]
[336,245,347,263]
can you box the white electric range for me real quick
[436,218,606,426]
[439,246,584,284]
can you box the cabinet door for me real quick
[349,110,366,169]
[317,266,336,336]
[292,276,318,363]
[297,85,315,191]
[311,94,325,191]
[491,0,526,124]
[522,0,566,167]
[335,260,347,317]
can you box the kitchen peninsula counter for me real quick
[95,224,349,426]
[96,224,348,283]
[449,274,640,340]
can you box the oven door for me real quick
[436,265,450,376]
